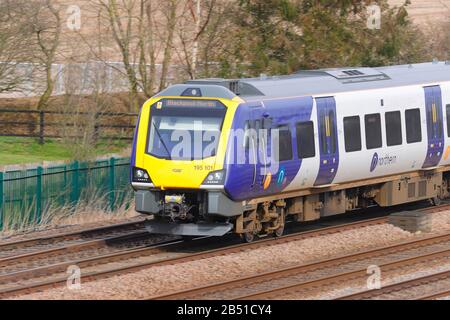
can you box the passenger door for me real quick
[250,108,272,193]
[314,97,339,186]
[423,85,444,168]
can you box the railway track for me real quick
[337,269,450,300]
[1,202,449,299]
[0,215,390,298]
[0,218,150,259]
[149,233,450,300]
[418,288,450,300]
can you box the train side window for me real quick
[243,121,250,150]
[319,110,336,154]
[429,100,443,139]
[438,103,443,139]
[385,111,402,146]
[365,113,382,149]
[296,121,316,159]
[255,120,261,142]
[275,125,293,162]
[446,105,450,137]
[328,110,337,154]
[254,120,262,151]
[343,116,361,152]
[262,118,272,157]
[405,108,422,143]
[263,117,272,130]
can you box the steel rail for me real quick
[0,215,390,298]
[149,233,450,300]
[417,289,450,300]
[1,202,448,299]
[337,269,450,300]
[0,218,147,258]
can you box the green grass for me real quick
[0,137,129,166]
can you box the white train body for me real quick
[288,82,450,191]
[134,61,450,238]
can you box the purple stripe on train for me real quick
[224,96,314,201]
[314,97,339,186]
[423,85,444,168]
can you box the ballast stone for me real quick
[388,211,433,233]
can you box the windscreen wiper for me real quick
[151,120,172,160]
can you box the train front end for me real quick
[130,85,244,236]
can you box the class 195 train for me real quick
[131,61,450,242]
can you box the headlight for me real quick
[202,170,226,185]
[132,167,152,183]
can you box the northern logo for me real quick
[370,152,397,172]
[370,152,379,172]
[277,167,286,186]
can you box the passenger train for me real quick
[131,61,450,242]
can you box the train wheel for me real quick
[274,224,285,237]
[431,196,441,206]
[242,232,256,243]
[274,212,285,237]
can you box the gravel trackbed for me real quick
[11,211,450,300]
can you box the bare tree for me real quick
[190,0,202,79]
[98,0,141,111]
[57,62,117,160]
[0,0,34,94]
[25,0,63,110]
[158,0,179,90]
[139,0,180,92]
[199,2,231,77]
[137,0,157,97]
[186,0,217,79]
[175,0,228,79]
[84,0,182,110]
[66,0,223,112]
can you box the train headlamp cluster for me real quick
[202,170,226,185]
[132,167,152,183]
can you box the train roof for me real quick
[183,61,450,101]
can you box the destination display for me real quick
[164,99,219,108]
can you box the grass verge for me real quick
[0,196,139,238]
[0,136,129,166]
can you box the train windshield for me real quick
[147,100,226,160]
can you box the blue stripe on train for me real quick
[423,85,444,168]
[224,96,314,201]
[314,97,339,186]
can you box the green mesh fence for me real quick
[0,157,132,230]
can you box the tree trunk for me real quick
[37,63,54,110]
[159,0,177,91]
[191,0,201,79]
[146,1,157,96]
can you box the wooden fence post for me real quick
[39,111,45,145]
[94,112,100,143]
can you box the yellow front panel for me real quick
[134,96,241,190]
